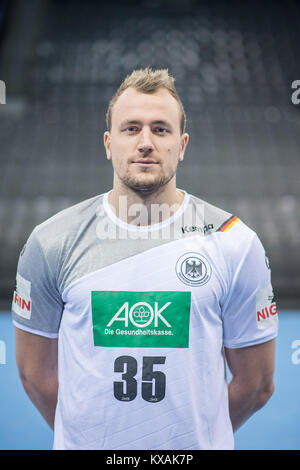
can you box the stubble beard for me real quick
[117,164,177,195]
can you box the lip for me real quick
[134,160,159,165]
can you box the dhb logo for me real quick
[176,252,212,287]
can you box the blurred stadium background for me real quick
[0,0,300,451]
[0,0,300,309]
[0,0,300,310]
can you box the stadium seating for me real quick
[0,0,299,306]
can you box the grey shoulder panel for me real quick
[34,194,103,242]
[187,195,234,235]
[12,194,104,334]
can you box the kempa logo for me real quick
[181,223,214,234]
[0,80,6,104]
[107,301,172,329]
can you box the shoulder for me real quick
[190,195,270,290]
[21,194,106,267]
[188,194,253,236]
[188,193,259,256]
[189,195,233,231]
[32,193,104,245]
[19,193,106,282]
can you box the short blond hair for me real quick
[106,67,186,134]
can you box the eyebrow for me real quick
[119,119,173,129]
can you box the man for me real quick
[12,68,278,450]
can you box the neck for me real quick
[108,178,185,226]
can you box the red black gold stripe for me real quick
[217,215,240,232]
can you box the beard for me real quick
[116,164,178,194]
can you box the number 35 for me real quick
[114,356,166,403]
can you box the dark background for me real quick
[0,0,299,310]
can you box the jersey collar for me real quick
[102,189,190,232]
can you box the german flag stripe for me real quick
[217,215,240,232]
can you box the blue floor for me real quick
[0,311,299,450]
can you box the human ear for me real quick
[104,131,112,160]
[179,133,189,161]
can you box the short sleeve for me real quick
[11,228,64,337]
[222,233,278,349]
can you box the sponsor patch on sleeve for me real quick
[12,273,32,320]
[256,283,278,330]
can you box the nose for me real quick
[137,127,154,155]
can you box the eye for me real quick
[154,127,169,135]
[123,126,139,134]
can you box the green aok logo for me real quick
[107,301,171,329]
[92,291,191,348]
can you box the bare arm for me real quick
[225,338,276,432]
[15,327,58,430]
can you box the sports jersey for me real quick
[11,190,278,450]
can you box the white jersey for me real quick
[11,190,278,450]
